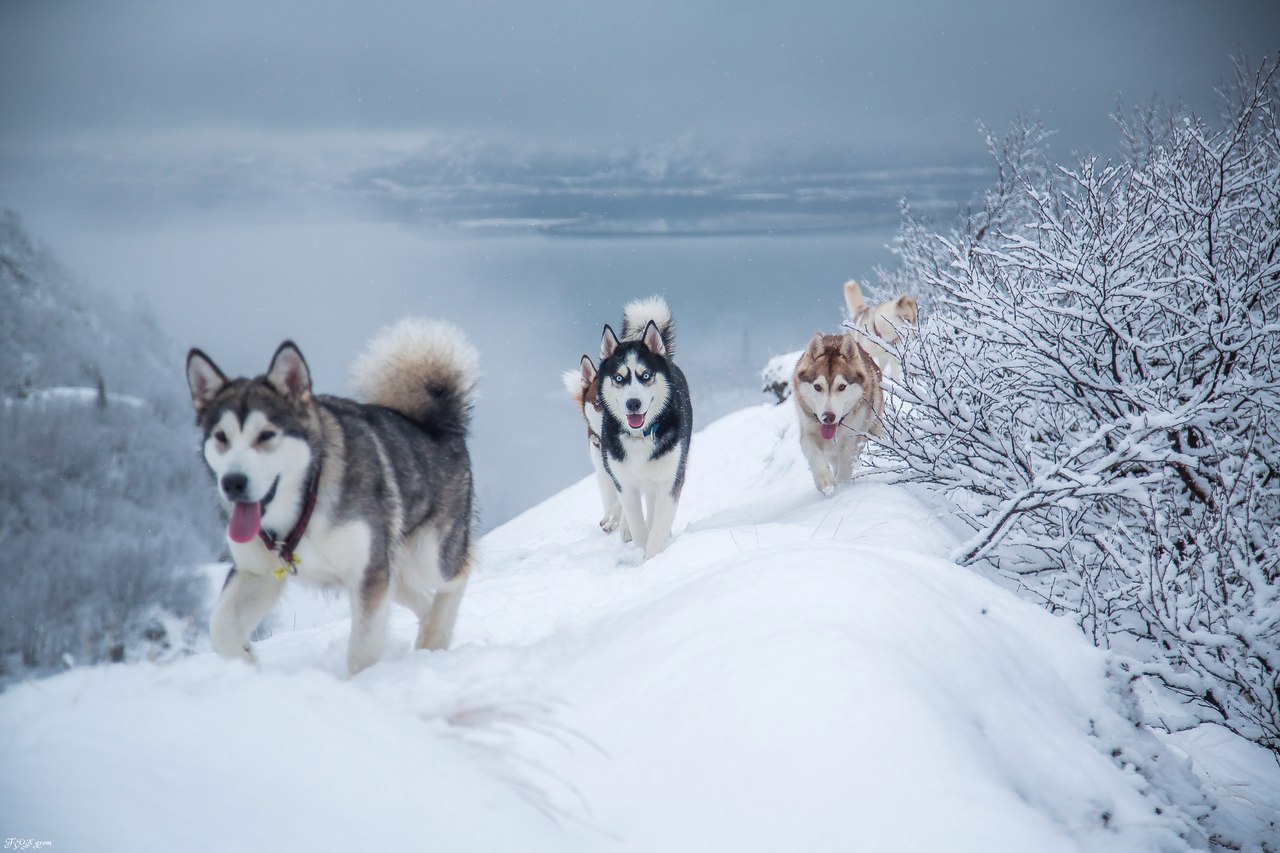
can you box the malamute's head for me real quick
[186,342,320,545]
[598,320,672,435]
[792,332,878,441]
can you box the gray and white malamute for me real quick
[597,297,693,560]
[186,319,478,675]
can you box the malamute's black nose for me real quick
[821,412,836,424]
[626,398,643,413]
[221,472,250,501]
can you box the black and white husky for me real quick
[186,319,478,675]
[597,297,693,560]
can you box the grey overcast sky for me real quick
[2,0,1276,163]
[2,0,1276,528]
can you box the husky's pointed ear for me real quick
[840,332,861,360]
[642,320,666,356]
[806,332,826,359]
[580,354,597,385]
[187,348,228,415]
[267,341,312,400]
[600,325,620,360]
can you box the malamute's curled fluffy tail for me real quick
[622,295,675,356]
[350,318,479,436]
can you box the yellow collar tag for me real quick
[272,552,301,581]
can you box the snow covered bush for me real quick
[874,59,1280,755]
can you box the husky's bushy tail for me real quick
[562,368,586,405]
[843,279,867,319]
[622,295,676,356]
[350,318,479,436]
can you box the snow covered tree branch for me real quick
[872,57,1280,755]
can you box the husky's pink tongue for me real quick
[627,413,646,430]
[820,422,838,441]
[228,501,262,544]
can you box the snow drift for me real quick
[2,402,1274,851]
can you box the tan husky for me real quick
[791,332,884,495]
[843,279,919,380]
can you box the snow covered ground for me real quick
[2,401,1277,851]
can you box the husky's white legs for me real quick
[210,570,284,665]
[416,574,468,651]
[644,490,678,558]
[620,486,649,550]
[592,451,622,533]
[801,439,837,495]
[836,435,864,483]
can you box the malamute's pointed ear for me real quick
[600,325,621,360]
[267,341,313,400]
[580,354,597,385]
[187,348,228,416]
[806,332,826,359]
[641,320,666,357]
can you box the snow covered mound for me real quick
[1,402,1258,851]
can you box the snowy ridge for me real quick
[2,402,1275,851]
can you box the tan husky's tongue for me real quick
[228,501,262,544]
[820,422,838,441]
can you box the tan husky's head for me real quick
[792,332,879,440]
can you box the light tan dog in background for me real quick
[791,331,884,496]
[843,279,918,380]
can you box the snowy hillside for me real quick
[0,210,219,679]
[3,402,1277,851]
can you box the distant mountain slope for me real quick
[0,209,176,400]
[4,402,1274,850]
[0,209,221,680]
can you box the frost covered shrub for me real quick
[875,60,1280,755]
[0,396,218,678]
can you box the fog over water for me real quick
[37,213,918,527]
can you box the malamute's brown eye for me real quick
[213,429,228,445]
[813,382,823,392]
[256,429,277,445]
[837,383,847,392]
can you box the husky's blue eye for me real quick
[641,371,652,382]
[614,374,625,384]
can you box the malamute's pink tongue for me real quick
[228,501,262,544]
[627,413,646,430]
[820,422,838,441]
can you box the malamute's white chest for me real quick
[228,518,373,589]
